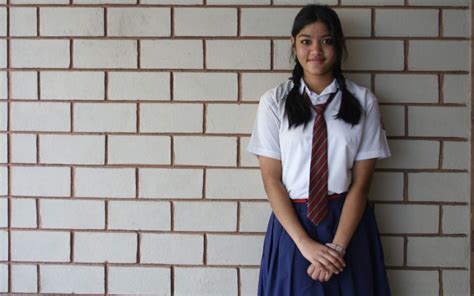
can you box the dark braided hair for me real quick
[286,4,361,129]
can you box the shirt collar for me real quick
[298,77,339,103]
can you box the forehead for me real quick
[296,21,331,37]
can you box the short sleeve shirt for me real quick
[247,77,391,198]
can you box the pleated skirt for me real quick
[258,192,392,296]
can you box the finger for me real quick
[324,271,332,282]
[318,270,327,282]
[317,255,340,274]
[326,248,346,267]
[311,267,322,281]
[321,250,345,272]
[307,264,315,276]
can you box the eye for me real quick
[300,39,311,45]
[321,38,334,45]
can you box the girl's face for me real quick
[291,21,336,80]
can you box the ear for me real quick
[290,37,295,54]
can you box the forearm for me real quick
[264,180,311,250]
[332,186,368,249]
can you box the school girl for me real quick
[247,4,392,296]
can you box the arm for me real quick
[332,158,377,249]
[257,155,345,277]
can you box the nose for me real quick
[310,41,322,53]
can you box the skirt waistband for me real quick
[291,192,346,203]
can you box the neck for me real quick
[303,73,334,95]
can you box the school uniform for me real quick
[247,77,392,295]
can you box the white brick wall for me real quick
[3,1,471,295]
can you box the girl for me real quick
[247,4,392,296]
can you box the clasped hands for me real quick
[299,239,346,283]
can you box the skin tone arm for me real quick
[257,155,346,276]
[307,157,377,282]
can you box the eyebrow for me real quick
[297,34,332,38]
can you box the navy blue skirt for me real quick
[258,192,392,296]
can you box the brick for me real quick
[207,169,265,199]
[409,172,469,202]
[41,71,104,100]
[241,8,296,36]
[444,74,469,104]
[11,0,68,3]
[442,205,469,234]
[375,74,438,103]
[41,199,104,229]
[274,0,336,4]
[11,40,69,68]
[239,201,271,232]
[380,236,403,266]
[443,141,468,170]
[407,237,468,267]
[273,40,293,70]
[0,71,6,99]
[108,266,170,295]
[377,140,439,169]
[140,103,203,133]
[74,232,136,263]
[174,267,237,296]
[206,104,257,133]
[40,8,103,36]
[408,106,469,137]
[240,137,259,167]
[240,268,259,296]
[443,9,470,37]
[241,73,289,102]
[141,40,203,69]
[0,103,6,131]
[11,198,37,228]
[75,167,135,198]
[0,231,7,260]
[409,41,469,71]
[108,8,170,37]
[40,135,105,165]
[74,40,137,69]
[0,41,5,68]
[74,103,136,132]
[207,40,270,70]
[174,136,237,166]
[344,73,371,89]
[141,0,202,4]
[174,72,237,101]
[11,166,70,197]
[0,264,7,292]
[344,40,404,70]
[369,172,404,201]
[0,8,6,36]
[0,167,7,196]
[409,0,468,5]
[141,233,203,264]
[108,72,170,101]
[108,135,170,165]
[443,270,469,296]
[335,8,371,37]
[175,8,236,36]
[174,201,237,231]
[0,134,6,163]
[11,102,70,132]
[40,264,104,294]
[208,0,268,3]
[108,200,170,231]
[0,198,6,227]
[343,0,402,3]
[139,168,203,199]
[75,0,135,3]
[11,134,37,164]
[11,264,37,293]
[375,204,438,234]
[387,270,438,296]
[379,105,404,136]
[207,234,263,265]
[11,71,38,100]
[11,230,69,262]
[375,9,438,37]
[10,8,36,36]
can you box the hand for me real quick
[307,261,334,282]
[298,237,346,275]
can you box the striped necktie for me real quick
[307,90,338,225]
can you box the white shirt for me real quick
[247,77,391,198]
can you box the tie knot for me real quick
[314,103,328,115]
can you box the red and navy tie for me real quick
[307,90,338,225]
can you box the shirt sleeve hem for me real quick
[354,150,391,161]
[246,146,281,160]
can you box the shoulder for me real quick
[344,78,378,109]
[260,79,293,107]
